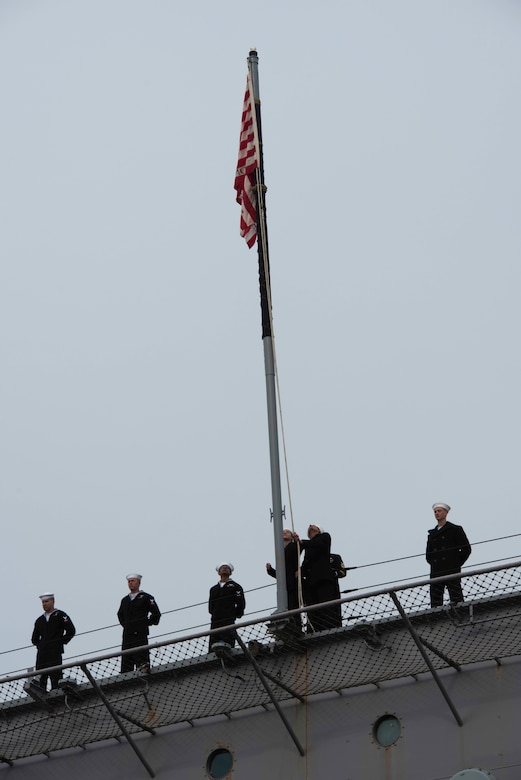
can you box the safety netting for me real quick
[0,561,520,766]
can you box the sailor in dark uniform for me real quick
[117,573,161,673]
[31,592,76,690]
[266,529,302,629]
[208,563,245,652]
[293,525,342,632]
[426,503,472,607]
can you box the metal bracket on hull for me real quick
[254,664,306,703]
[80,663,156,778]
[389,592,463,727]
[113,707,157,734]
[23,678,55,711]
[417,635,462,671]
[235,634,306,756]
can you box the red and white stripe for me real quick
[234,73,259,248]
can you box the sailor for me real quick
[208,563,245,652]
[31,592,76,690]
[266,528,302,629]
[293,525,342,631]
[426,503,472,607]
[117,574,161,673]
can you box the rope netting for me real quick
[1,562,520,764]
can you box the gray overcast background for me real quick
[1,0,520,676]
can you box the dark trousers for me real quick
[304,579,342,632]
[36,651,63,690]
[209,620,237,651]
[430,572,464,607]
[286,589,302,632]
[121,633,150,672]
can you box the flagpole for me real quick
[247,49,288,613]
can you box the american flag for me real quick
[234,73,259,248]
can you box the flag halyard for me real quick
[234,73,259,248]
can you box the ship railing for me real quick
[0,559,520,768]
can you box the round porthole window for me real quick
[206,748,234,779]
[373,714,401,747]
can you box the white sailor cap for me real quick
[216,562,234,573]
[432,503,450,511]
[126,573,142,581]
[39,592,54,600]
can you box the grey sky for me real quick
[1,0,520,676]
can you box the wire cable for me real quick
[2,534,519,665]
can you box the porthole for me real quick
[373,714,401,747]
[206,748,234,779]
